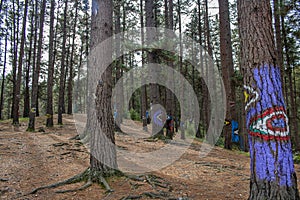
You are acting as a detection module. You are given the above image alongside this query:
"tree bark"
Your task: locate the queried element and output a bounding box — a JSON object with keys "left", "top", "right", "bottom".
{"left": 28, "top": 0, "right": 46, "bottom": 131}
{"left": 46, "top": 0, "right": 55, "bottom": 127}
{"left": 12, "top": 0, "right": 29, "bottom": 125}
{"left": 0, "top": 10, "right": 8, "bottom": 120}
{"left": 145, "top": 0, "right": 162, "bottom": 136}
{"left": 89, "top": 0, "right": 117, "bottom": 173}
{"left": 280, "top": 8, "right": 300, "bottom": 151}
{"left": 218, "top": 0, "right": 236, "bottom": 149}
{"left": 23, "top": 0, "right": 35, "bottom": 118}
{"left": 67, "top": 0, "right": 79, "bottom": 115}
{"left": 238, "top": 0, "right": 300, "bottom": 199}
{"left": 114, "top": 0, "right": 124, "bottom": 132}
{"left": 140, "top": 0, "right": 148, "bottom": 131}
{"left": 58, "top": 0, "right": 69, "bottom": 125}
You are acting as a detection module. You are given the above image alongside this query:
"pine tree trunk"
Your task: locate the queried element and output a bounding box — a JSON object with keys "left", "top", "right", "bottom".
{"left": 114, "top": 0, "right": 124, "bottom": 132}
{"left": 145, "top": 0, "right": 162, "bottom": 136}
{"left": 23, "top": 1, "right": 35, "bottom": 118}
{"left": 46, "top": 0, "right": 55, "bottom": 127}
{"left": 67, "top": 0, "right": 79, "bottom": 115}
{"left": 58, "top": 0, "right": 69, "bottom": 125}
{"left": 140, "top": 0, "right": 148, "bottom": 131}
{"left": 238, "top": 0, "right": 300, "bottom": 199}
{"left": 13, "top": 0, "right": 29, "bottom": 125}
{"left": 0, "top": 14, "right": 8, "bottom": 120}
{"left": 89, "top": 0, "right": 117, "bottom": 173}
{"left": 11, "top": 0, "right": 18, "bottom": 119}
{"left": 218, "top": 0, "right": 236, "bottom": 149}
{"left": 281, "top": 11, "right": 300, "bottom": 151}
{"left": 28, "top": 0, "right": 46, "bottom": 131}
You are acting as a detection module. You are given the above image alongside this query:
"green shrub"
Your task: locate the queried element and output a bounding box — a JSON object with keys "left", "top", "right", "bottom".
{"left": 293, "top": 153, "right": 300, "bottom": 164}
{"left": 129, "top": 109, "right": 140, "bottom": 121}
{"left": 185, "top": 121, "right": 196, "bottom": 138}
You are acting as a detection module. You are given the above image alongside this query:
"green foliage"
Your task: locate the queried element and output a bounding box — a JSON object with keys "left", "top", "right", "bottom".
{"left": 293, "top": 152, "right": 300, "bottom": 164}
{"left": 19, "top": 117, "right": 29, "bottom": 122}
{"left": 129, "top": 108, "right": 140, "bottom": 121}
{"left": 215, "top": 137, "right": 225, "bottom": 148}
{"left": 185, "top": 121, "right": 196, "bottom": 138}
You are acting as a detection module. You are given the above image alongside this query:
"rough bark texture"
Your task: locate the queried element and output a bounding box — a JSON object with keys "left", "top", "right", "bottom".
{"left": 28, "top": 0, "right": 46, "bottom": 131}
{"left": 281, "top": 12, "right": 300, "bottom": 151}
{"left": 57, "top": 0, "right": 68, "bottom": 125}
{"left": 12, "top": 0, "right": 28, "bottom": 125}
{"left": 140, "top": 0, "right": 148, "bottom": 131}
{"left": 218, "top": 0, "right": 235, "bottom": 150}
{"left": 67, "top": 0, "right": 79, "bottom": 115}
{"left": 89, "top": 0, "right": 117, "bottom": 173}
{"left": 46, "top": 0, "right": 55, "bottom": 127}
{"left": 0, "top": 14, "right": 8, "bottom": 120}
{"left": 238, "top": 0, "right": 300, "bottom": 199}
{"left": 114, "top": 0, "right": 124, "bottom": 132}
{"left": 145, "top": 0, "right": 162, "bottom": 136}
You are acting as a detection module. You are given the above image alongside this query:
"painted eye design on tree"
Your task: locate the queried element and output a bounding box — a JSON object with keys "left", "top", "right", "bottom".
{"left": 248, "top": 106, "right": 290, "bottom": 140}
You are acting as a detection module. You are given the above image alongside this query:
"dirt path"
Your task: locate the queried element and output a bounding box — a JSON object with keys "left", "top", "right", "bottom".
{"left": 0, "top": 115, "right": 300, "bottom": 200}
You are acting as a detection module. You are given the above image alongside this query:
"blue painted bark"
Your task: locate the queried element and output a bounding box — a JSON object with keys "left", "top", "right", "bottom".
{"left": 245, "top": 65, "right": 299, "bottom": 198}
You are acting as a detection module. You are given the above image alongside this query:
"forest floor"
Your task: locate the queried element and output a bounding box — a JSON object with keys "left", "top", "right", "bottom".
{"left": 1, "top": 115, "right": 300, "bottom": 200}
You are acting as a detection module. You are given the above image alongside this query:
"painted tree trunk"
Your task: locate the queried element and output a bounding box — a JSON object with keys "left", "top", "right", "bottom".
{"left": 238, "top": 0, "right": 300, "bottom": 199}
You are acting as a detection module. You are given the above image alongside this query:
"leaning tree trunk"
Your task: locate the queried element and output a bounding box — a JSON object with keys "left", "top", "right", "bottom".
{"left": 89, "top": 0, "right": 117, "bottom": 174}
{"left": 238, "top": 0, "right": 300, "bottom": 199}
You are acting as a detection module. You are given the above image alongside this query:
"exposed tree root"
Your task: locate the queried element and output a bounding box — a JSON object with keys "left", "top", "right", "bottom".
{"left": 27, "top": 167, "right": 120, "bottom": 195}
{"left": 55, "top": 179, "right": 92, "bottom": 194}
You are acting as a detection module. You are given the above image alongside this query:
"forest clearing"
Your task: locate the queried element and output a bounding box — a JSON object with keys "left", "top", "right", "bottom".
{"left": 2, "top": 115, "right": 299, "bottom": 200}
{"left": 1, "top": 0, "right": 300, "bottom": 199}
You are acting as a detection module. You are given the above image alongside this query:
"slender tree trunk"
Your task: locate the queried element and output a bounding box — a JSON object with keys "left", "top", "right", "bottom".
{"left": 165, "top": 0, "right": 175, "bottom": 132}
{"left": 140, "top": 0, "right": 148, "bottom": 131}
{"left": 23, "top": 0, "right": 35, "bottom": 118}
{"left": 67, "top": 0, "right": 79, "bottom": 115}
{"left": 0, "top": 17, "right": 8, "bottom": 120}
{"left": 218, "top": 0, "right": 235, "bottom": 149}
{"left": 13, "top": 0, "right": 29, "bottom": 125}
{"left": 238, "top": 0, "right": 300, "bottom": 198}
{"left": 145, "top": 0, "right": 162, "bottom": 136}
{"left": 11, "top": 0, "right": 18, "bottom": 119}
{"left": 114, "top": 0, "right": 124, "bottom": 132}
{"left": 177, "top": 0, "right": 185, "bottom": 139}
{"left": 274, "top": 0, "right": 284, "bottom": 82}
{"left": 46, "top": 0, "right": 55, "bottom": 127}
{"left": 58, "top": 0, "right": 69, "bottom": 125}
{"left": 280, "top": 9, "right": 300, "bottom": 151}
{"left": 28, "top": 0, "right": 46, "bottom": 131}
